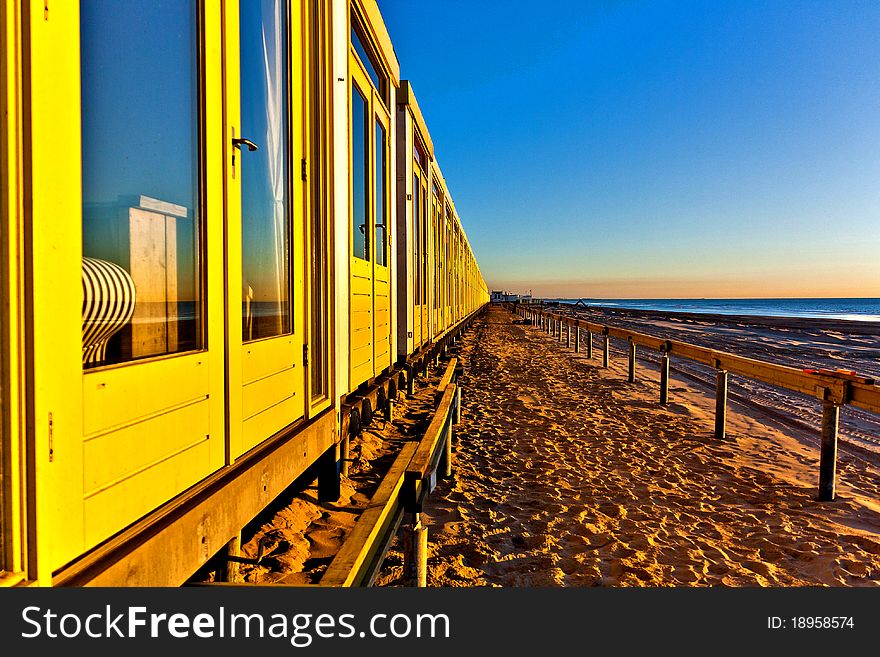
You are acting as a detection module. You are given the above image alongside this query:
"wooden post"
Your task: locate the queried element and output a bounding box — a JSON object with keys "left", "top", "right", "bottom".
{"left": 340, "top": 433, "right": 351, "bottom": 476}
{"left": 567, "top": 323, "right": 571, "bottom": 348}
{"left": 818, "top": 401, "right": 840, "bottom": 501}
{"left": 660, "top": 354, "right": 670, "bottom": 405}
{"left": 403, "top": 515, "right": 428, "bottom": 587}
{"left": 574, "top": 327, "right": 580, "bottom": 353}
{"left": 714, "top": 369, "right": 728, "bottom": 438}
{"left": 220, "top": 534, "right": 241, "bottom": 583}
{"left": 443, "top": 428, "right": 453, "bottom": 478}
{"left": 603, "top": 334, "right": 610, "bottom": 368}
{"left": 587, "top": 332, "right": 593, "bottom": 359}
{"left": 454, "top": 385, "right": 462, "bottom": 425}
{"left": 628, "top": 340, "right": 636, "bottom": 383}
{"left": 387, "top": 399, "right": 395, "bottom": 422}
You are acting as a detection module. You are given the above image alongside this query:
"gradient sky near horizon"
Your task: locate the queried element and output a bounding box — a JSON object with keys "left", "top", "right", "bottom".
{"left": 378, "top": 0, "right": 880, "bottom": 299}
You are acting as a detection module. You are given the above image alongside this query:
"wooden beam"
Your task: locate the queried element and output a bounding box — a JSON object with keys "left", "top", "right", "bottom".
{"left": 436, "top": 357, "right": 457, "bottom": 397}
{"left": 321, "top": 442, "right": 418, "bottom": 587}
{"left": 406, "top": 385, "right": 456, "bottom": 481}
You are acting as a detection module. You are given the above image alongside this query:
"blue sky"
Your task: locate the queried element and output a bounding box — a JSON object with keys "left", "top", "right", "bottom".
{"left": 379, "top": 0, "right": 880, "bottom": 298}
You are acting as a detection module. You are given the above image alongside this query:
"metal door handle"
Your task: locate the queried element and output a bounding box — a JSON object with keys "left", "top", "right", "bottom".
{"left": 232, "top": 137, "right": 259, "bottom": 152}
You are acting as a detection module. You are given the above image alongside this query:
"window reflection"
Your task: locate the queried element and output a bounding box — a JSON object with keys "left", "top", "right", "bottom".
{"left": 350, "top": 27, "right": 384, "bottom": 98}
{"left": 240, "top": 0, "right": 290, "bottom": 341}
{"left": 375, "top": 121, "right": 387, "bottom": 267}
{"left": 351, "top": 86, "right": 369, "bottom": 261}
{"left": 80, "top": 0, "right": 201, "bottom": 368}
{"left": 412, "top": 175, "right": 421, "bottom": 303}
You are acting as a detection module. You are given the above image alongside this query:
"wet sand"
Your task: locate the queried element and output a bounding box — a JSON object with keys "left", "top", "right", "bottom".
{"left": 378, "top": 305, "right": 880, "bottom": 586}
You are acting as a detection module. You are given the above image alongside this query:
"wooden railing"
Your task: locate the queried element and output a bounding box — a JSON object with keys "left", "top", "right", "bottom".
{"left": 508, "top": 302, "right": 880, "bottom": 501}
{"left": 320, "top": 365, "right": 462, "bottom": 587}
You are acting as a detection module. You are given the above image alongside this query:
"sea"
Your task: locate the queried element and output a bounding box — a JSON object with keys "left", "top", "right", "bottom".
{"left": 547, "top": 298, "right": 880, "bottom": 322}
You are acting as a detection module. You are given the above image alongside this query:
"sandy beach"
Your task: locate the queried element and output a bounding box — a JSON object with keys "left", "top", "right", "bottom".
{"left": 219, "top": 304, "right": 880, "bottom": 587}
{"left": 377, "top": 305, "right": 880, "bottom": 586}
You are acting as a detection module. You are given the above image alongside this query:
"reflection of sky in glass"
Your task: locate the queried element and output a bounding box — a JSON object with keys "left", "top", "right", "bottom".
{"left": 80, "top": 0, "right": 198, "bottom": 303}
{"left": 351, "top": 86, "right": 368, "bottom": 260}
{"left": 240, "top": 0, "right": 290, "bottom": 333}
{"left": 412, "top": 176, "right": 420, "bottom": 302}
{"left": 375, "top": 121, "right": 386, "bottom": 266}
{"left": 351, "top": 28, "right": 382, "bottom": 93}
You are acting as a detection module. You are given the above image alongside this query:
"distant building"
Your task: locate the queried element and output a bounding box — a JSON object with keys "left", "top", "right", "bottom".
{"left": 491, "top": 290, "right": 530, "bottom": 303}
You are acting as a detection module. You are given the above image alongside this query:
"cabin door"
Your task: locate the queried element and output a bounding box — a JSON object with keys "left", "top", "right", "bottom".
{"left": 372, "top": 108, "right": 392, "bottom": 373}
{"left": 350, "top": 50, "right": 394, "bottom": 386}
{"left": 77, "top": 0, "right": 227, "bottom": 555}
{"left": 225, "top": 0, "right": 306, "bottom": 456}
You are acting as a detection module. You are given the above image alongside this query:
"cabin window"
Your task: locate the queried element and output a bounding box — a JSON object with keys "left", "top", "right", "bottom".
{"left": 240, "top": 0, "right": 291, "bottom": 341}
{"left": 350, "top": 23, "right": 386, "bottom": 103}
{"left": 351, "top": 85, "right": 369, "bottom": 260}
{"left": 80, "top": 0, "right": 202, "bottom": 368}
{"left": 309, "top": 0, "right": 332, "bottom": 403}
{"left": 375, "top": 120, "right": 387, "bottom": 267}
{"left": 433, "top": 190, "right": 442, "bottom": 309}
{"left": 414, "top": 138, "right": 427, "bottom": 173}
{"left": 412, "top": 175, "right": 421, "bottom": 304}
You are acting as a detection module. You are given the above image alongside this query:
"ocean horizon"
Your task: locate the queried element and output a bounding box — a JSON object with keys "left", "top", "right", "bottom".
{"left": 545, "top": 297, "right": 880, "bottom": 322}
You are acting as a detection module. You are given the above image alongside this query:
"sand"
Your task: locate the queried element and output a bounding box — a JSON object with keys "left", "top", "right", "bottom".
{"left": 376, "top": 304, "right": 880, "bottom": 586}
{"left": 220, "top": 364, "right": 446, "bottom": 585}
{"left": 208, "top": 304, "right": 880, "bottom": 587}
{"left": 559, "top": 303, "right": 880, "bottom": 454}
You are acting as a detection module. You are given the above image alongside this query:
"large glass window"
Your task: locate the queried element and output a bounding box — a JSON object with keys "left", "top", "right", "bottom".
{"left": 350, "top": 25, "right": 385, "bottom": 101}
{"left": 351, "top": 86, "right": 369, "bottom": 261}
{"left": 309, "top": 0, "right": 331, "bottom": 402}
{"left": 80, "top": 0, "right": 201, "bottom": 368}
{"left": 412, "top": 175, "right": 421, "bottom": 303}
{"left": 433, "top": 190, "right": 441, "bottom": 309}
{"left": 240, "top": 0, "right": 290, "bottom": 341}
{"left": 375, "top": 120, "right": 387, "bottom": 267}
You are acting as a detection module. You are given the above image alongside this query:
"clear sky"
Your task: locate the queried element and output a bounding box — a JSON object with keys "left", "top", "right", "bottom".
{"left": 378, "top": 0, "right": 880, "bottom": 299}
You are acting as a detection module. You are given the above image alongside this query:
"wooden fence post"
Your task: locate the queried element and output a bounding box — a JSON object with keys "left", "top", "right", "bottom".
{"left": 715, "top": 369, "right": 728, "bottom": 438}
{"left": 567, "top": 323, "right": 571, "bottom": 348}
{"left": 660, "top": 353, "right": 670, "bottom": 405}
{"left": 341, "top": 433, "right": 351, "bottom": 476}
{"left": 603, "top": 334, "right": 610, "bottom": 368}
{"left": 575, "top": 327, "right": 580, "bottom": 353}
{"left": 818, "top": 400, "right": 840, "bottom": 501}
{"left": 628, "top": 339, "right": 636, "bottom": 383}
{"left": 403, "top": 514, "right": 428, "bottom": 587}
{"left": 587, "top": 332, "right": 593, "bottom": 359}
